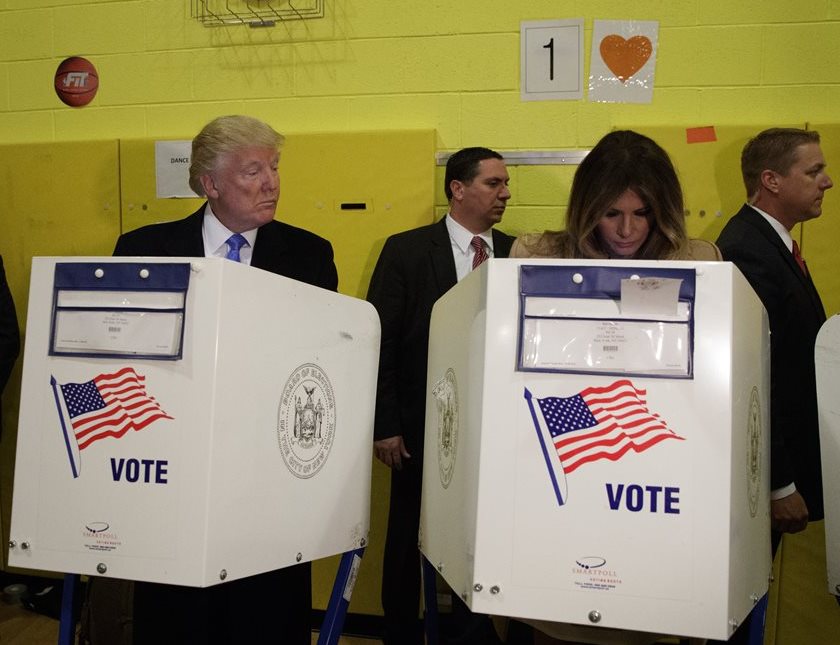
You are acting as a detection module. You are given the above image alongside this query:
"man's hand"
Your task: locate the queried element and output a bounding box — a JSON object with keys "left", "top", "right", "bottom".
{"left": 771, "top": 491, "right": 809, "bottom": 534}
{"left": 374, "top": 436, "right": 411, "bottom": 470}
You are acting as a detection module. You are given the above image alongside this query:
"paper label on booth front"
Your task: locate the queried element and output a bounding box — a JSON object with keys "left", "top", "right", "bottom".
{"left": 620, "top": 277, "right": 682, "bottom": 316}
{"left": 53, "top": 309, "right": 184, "bottom": 356}
{"left": 342, "top": 554, "right": 363, "bottom": 602}
{"left": 522, "top": 318, "right": 689, "bottom": 375}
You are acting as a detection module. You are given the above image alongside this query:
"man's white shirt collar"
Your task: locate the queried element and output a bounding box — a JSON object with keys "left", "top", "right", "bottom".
{"left": 202, "top": 204, "right": 258, "bottom": 265}
{"left": 445, "top": 214, "right": 495, "bottom": 283}
{"left": 445, "top": 214, "right": 494, "bottom": 254}
{"left": 747, "top": 204, "right": 793, "bottom": 253}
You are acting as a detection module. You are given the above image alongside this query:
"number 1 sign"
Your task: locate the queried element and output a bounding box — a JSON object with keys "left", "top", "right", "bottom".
{"left": 520, "top": 19, "right": 584, "bottom": 101}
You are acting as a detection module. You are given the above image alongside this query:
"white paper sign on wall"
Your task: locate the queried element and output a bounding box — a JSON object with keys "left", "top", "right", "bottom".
{"left": 589, "top": 20, "right": 659, "bottom": 104}
{"left": 520, "top": 19, "right": 584, "bottom": 102}
{"left": 155, "top": 140, "right": 196, "bottom": 199}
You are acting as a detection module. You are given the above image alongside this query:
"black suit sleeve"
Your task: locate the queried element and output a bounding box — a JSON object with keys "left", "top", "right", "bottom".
{"left": 367, "top": 237, "right": 407, "bottom": 442}
{"left": 312, "top": 240, "right": 338, "bottom": 292}
{"left": 366, "top": 224, "right": 511, "bottom": 447}
{"left": 718, "top": 231, "right": 804, "bottom": 493}
{"left": 265, "top": 232, "right": 338, "bottom": 292}
{"left": 112, "top": 233, "right": 137, "bottom": 257}
{"left": 112, "top": 221, "right": 188, "bottom": 258}
{"left": 0, "top": 255, "right": 20, "bottom": 397}
{"left": 250, "top": 220, "right": 338, "bottom": 292}
{"left": 112, "top": 225, "right": 167, "bottom": 257}
{"left": 493, "top": 229, "right": 515, "bottom": 258}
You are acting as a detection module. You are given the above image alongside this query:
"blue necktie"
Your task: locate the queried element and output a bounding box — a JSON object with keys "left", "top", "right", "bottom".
{"left": 225, "top": 234, "right": 248, "bottom": 262}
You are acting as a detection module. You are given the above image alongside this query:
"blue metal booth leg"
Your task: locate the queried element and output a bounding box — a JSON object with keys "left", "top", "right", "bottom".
{"left": 747, "top": 593, "right": 768, "bottom": 645}
{"left": 58, "top": 573, "right": 80, "bottom": 645}
{"left": 317, "top": 547, "right": 366, "bottom": 645}
{"left": 422, "top": 555, "right": 440, "bottom": 645}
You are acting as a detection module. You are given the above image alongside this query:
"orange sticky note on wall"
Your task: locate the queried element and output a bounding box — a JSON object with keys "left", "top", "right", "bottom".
{"left": 686, "top": 126, "right": 717, "bottom": 144}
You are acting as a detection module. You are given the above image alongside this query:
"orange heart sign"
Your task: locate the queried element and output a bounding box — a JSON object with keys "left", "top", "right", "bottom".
{"left": 599, "top": 35, "right": 652, "bottom": 83}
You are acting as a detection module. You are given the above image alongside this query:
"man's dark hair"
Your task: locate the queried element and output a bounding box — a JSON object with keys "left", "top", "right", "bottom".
{"left": 741, "top": 128, "right": 821, "bottom": 198}
{"left": 444, "top": 147, "right": 503, "bottom": 200}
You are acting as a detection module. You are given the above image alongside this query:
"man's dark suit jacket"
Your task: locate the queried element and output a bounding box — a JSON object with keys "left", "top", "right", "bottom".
{"left": 114, "top": 206, "right": 338, "bottom": 291}
{"left": 367, "top": 217, "right": 513, "bottom": 454}
{"left": 0, "top": 255, "right": 20, "bottom": 441}
{"left": 717, "top": 205, "right": 825, "bottom": 521}
{"left": 366, "top": 217, "right": 513, "bottom": 642}
{"left": 113, "top": 205, "right": 337, "bottom": 644}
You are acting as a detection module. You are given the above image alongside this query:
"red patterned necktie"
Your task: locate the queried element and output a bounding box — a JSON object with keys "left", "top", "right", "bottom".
{"left": 471, "top": 236, "right": 488, "bottom": 270}
{"left": 792, "top": 240, "right": 808, "bottom": 276}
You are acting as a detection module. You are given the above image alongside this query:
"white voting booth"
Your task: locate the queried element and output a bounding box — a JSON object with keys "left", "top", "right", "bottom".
{"left": 420, "top": 259, "right": 771, "bottom": 641}
{"left": 817, "top": 314, "right": 840, "bottom": 599}
{"left": 9, "top": 257, "right": 379, "bottom": 588}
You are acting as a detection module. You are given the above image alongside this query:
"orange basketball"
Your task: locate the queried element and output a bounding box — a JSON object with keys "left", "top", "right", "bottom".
{"left": 54, "top": 56, "right": 99, "bottom": 107}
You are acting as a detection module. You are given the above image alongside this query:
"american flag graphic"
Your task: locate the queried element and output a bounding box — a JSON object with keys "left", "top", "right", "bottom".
{"left": 52, "top": 367, "right": 172, "bottom": 477}
{"left": 525, "top": 379, "right": 683, "bottom": 505}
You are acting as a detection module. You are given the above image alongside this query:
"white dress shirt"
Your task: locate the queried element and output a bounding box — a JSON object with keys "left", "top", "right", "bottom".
{"left": 201, "top": 205, "right": 258, "bottom": 265}
{"left": 748, "top": 203, "right": 794, "bottom": 253}
{"left": 445, "top": 214, "right": 495, "bottom": 283}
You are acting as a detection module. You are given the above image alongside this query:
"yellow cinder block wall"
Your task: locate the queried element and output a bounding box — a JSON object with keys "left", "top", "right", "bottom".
{"left": 3, "top": 1, "right": 840, "bottom": 642}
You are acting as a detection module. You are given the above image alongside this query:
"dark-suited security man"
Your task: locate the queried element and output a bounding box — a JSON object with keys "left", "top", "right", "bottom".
{"left": 114, "top": 115, "right": 337, "bottom": 644}
{"left": 717, "top": 128, "right": 831, "bottom": 548}
{"left": 368, "top": 147, "right": 513, "bottom": 644}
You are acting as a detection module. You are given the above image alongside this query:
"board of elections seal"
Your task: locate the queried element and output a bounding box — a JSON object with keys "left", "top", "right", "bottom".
{"left": 432, "top": 368, "right": 459, "bottom": 489}
{"left": 277, "top": 363, "right": 336, "bottom": 479}
{"left": 746, "top": 386, "right": 762, "bottom": 518}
